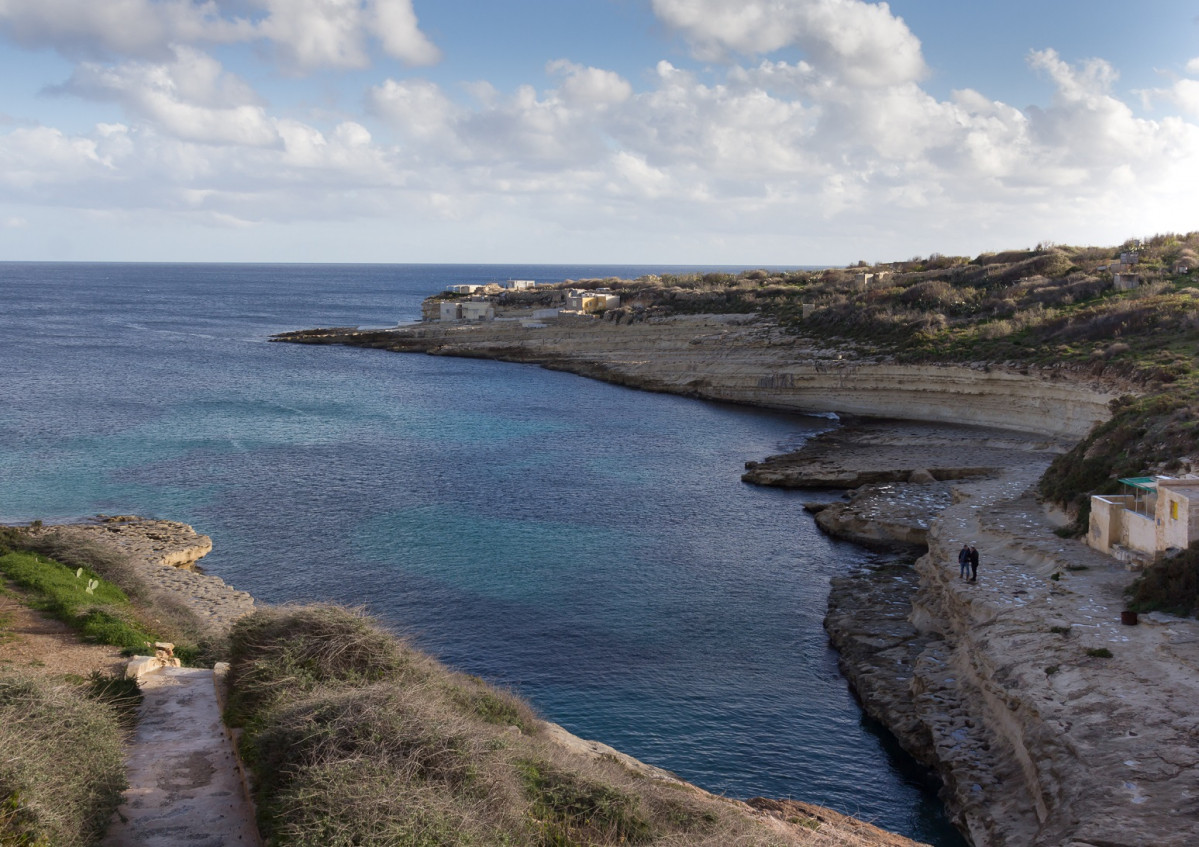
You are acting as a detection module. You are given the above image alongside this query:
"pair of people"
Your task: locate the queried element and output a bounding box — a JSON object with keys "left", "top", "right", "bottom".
{"left": 957, "top": 543, "right": 979, "bottom": 581}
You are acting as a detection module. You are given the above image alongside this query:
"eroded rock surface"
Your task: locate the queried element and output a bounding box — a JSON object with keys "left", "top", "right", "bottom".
{"left": 815, "top": 483, "right": 953, "bottom": 548}
{"left": 817, "top": 448, "right": 1199, "bottom": 847}
{"left": 273, "top": 316, "right": 1118, "bottom": 440}
{"left": 31, "top": 516, "right": 253, "bottom": 635}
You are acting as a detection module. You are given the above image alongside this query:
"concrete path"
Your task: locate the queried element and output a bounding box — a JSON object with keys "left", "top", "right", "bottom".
{"left": 103, "top": 666, "right": 260, "bottom": 847}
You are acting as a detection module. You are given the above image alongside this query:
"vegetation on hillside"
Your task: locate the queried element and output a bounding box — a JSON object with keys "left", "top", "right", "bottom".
{"left": 0, "top": 526, "right": 222, "bottom": 664}
{"left": 496, "top": 234, "right": 1199, "bottom": 516}
{"left": 1126, "top": 541, "right": 1199, "bottom": 616}
{"left": 226, "top": 605, "right": 894, "bottom": 847}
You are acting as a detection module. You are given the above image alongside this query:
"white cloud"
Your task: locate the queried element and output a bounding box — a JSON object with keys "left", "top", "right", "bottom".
{"left": 57, "top": 47, "right": 279, "bottom": 146}
{"left": 0, "top": 126, "right": 118, "bottom": 190}
{"left": 1025, "top": 49, "right": 1157, "bottom": 170}
{"left": 255, "top": 0, "right": 369, "bottom": 70}
{"left": 651, "top": 0, "right": 926, "bottom": 86}
{"left": 1, "top": 0, "right": 1196, "bottom": 262}
{"left": 0, "top": 0, "right": 439, "bottom": 71}
{"left": 1138, "top": 57, "right": 1199, "bottom": 120}
{"left": 0, "top": 0, "right": 249, "bottom": 59}
{"left": 547, "top": 60, "right": 632, "bottom": 107}
{"left": 368, "top": 77, "right": 460, "bottom": 144}
{"left": 369, "top": 0, "right": 439, "bottom": 66}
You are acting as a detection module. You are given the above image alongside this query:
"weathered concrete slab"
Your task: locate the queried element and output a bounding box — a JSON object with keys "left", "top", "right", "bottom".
{"left": 103, "top": 667, "right": 259, "bottom": 847}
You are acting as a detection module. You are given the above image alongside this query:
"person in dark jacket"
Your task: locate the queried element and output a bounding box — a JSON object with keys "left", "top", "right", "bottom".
{"left": 969, "top": 545, "right": 979, "bottom": 581}
{"left": 958, "top": 543, "right": 971, "bottom": 579}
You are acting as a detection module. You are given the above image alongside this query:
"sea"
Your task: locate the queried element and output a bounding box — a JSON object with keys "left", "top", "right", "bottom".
{"left": 0, "top": 262, "right": 967, "bottom": 846}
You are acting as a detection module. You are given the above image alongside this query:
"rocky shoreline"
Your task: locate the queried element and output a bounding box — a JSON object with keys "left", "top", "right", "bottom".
{"left": 769, "top": 425, "right": 1199, "bottom": 847}
{"left": 272, "top": 314, "right": 1199, "bottom": 847}
{"left": 26, "top": 515, "right": 255, "bottom": 635}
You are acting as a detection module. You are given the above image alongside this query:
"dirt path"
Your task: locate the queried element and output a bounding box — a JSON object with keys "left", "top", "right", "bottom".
{"left": 0, "top": 586, "right": 126, "bottom": 678}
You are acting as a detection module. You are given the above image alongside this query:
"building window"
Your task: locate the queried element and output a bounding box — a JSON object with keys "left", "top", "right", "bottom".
{"left": 1171, "top": 500, "right": 1179, "bottom": 521}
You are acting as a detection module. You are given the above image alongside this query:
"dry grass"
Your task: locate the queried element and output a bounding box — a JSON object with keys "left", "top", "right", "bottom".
{"left": 226, "top": 605, "right": 917, "bottom": 847}
{"left": 0, "top": 673, "right": 127, "bottom": 847}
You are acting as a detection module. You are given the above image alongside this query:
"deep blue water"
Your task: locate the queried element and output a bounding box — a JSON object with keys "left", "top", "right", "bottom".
{"left": 0, "top": 263, "right": 966, "bottom": 846}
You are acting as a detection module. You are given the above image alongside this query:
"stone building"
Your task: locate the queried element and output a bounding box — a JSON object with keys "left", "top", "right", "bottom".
{"left": 1088, "top": 476, "right": 1199, "bottom": 565}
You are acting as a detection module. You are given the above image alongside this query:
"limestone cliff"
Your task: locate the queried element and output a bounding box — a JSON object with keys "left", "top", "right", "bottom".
{"left": 273, "top": 315, "right": 1118, "bottom": 440}
{"left": 30, "top": 516, "right": 254, "bottom": 634}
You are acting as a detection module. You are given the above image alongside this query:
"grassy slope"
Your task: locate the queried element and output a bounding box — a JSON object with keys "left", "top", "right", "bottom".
{"left": 226, "top": 605, "right": 911, "bottom": 847}
{"left": 0, "top": 530, "right": 144, "bottom": 847}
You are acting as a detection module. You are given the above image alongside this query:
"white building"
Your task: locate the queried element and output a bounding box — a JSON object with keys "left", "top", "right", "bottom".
{"left": 506, "top": 279, "right": 537, "bottom": 290}
{"left": 439, "top": 301, "right": 462, "bottom": 321}
{"left": 1088, "top": 476, "right": 1199, "bottom": 565}
{"left": 446, "top": 284, "right": 484, "bottom": 294}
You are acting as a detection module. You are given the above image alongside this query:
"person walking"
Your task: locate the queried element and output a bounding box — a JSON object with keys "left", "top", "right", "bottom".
{"left": 958, "top": 543, "right": 971, "bottom": 579}
{"left": 969, "top": 544, "right": 979, "bottom": 582}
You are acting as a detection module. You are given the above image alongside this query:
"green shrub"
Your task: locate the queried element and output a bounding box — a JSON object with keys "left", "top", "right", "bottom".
{"left": 1086, "top": 648, "right": 1114, "bottom": 659}
{"left": 519, "top": 759, "right": 652, "bottom": 846}
{"left": 1126, "top": 543, "right": 1199, "bottom": 616}
{"left": 225, "top": 605, "right": 412, "bottom": 722}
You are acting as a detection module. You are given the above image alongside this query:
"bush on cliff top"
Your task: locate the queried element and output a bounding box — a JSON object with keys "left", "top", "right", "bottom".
{"left": 0, "top": 673, "right": 127, "bottom": 847}
{"left": 1126, "top": 543, "right": 1199, "bottom": 617}
{"left": 226, "top": 605, "right": 865, "bottom": 847}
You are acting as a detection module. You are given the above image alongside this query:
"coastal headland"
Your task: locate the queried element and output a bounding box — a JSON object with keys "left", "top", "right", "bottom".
{"left": 2, "top": 516, "right": 930, "bottom": 847}
{"left": 273, "top": 295, "right": 1199, "bottom": 847}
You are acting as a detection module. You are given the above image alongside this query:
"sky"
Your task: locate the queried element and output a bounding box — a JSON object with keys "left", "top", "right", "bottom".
{"left": 0, "top": 0, "right": 1196, "bottom": 265}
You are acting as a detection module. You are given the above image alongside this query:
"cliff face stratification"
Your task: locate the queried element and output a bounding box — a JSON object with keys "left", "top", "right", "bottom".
{"left": 275, "top": 315, "right": 1118, "bottom": 440}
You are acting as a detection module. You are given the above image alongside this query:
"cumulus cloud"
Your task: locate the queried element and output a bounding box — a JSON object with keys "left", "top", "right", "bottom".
{"left": 1025, "top": 49, "right": 1157, "bottom": 170}
{"left": 0, "top": 0, "right": 439, "bottom": 70}
{"left": 368, "top": 77, "right": 460, "bottom": 144}
{"left": 547, "top": 60, "right": 632, "bottom": 107}
{"left": 651, "top": 0, "right": 926, "bottom": 86}
{"left": 1139, "top": 56, "right": 1199, "bottom": 120}
{"left": 1, "top": 0, "right": 1196, "bottom": 260}
{"left": 369, "top": 0, "right": 440, "bottom": 66}
{"left": 255, "top": 0, "right": 371, "bottom": 70}
{"left": 0, "top": 125, "right": 119, "bottom": 190}
{"left": 0, "top": 0, "right": 249, "bottom": 59}
{"left": 55, "top": 47, "right": 279, "bottom": 146}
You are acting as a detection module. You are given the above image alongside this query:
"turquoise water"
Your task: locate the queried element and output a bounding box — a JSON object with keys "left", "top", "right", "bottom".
{"left": 0, "top": 263, "right": 966, "bottom": 845}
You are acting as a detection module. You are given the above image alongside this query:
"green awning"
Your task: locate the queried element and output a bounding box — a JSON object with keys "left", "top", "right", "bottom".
{"left": 1119, "top": 477, "right": 1157, "bottom": 490}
